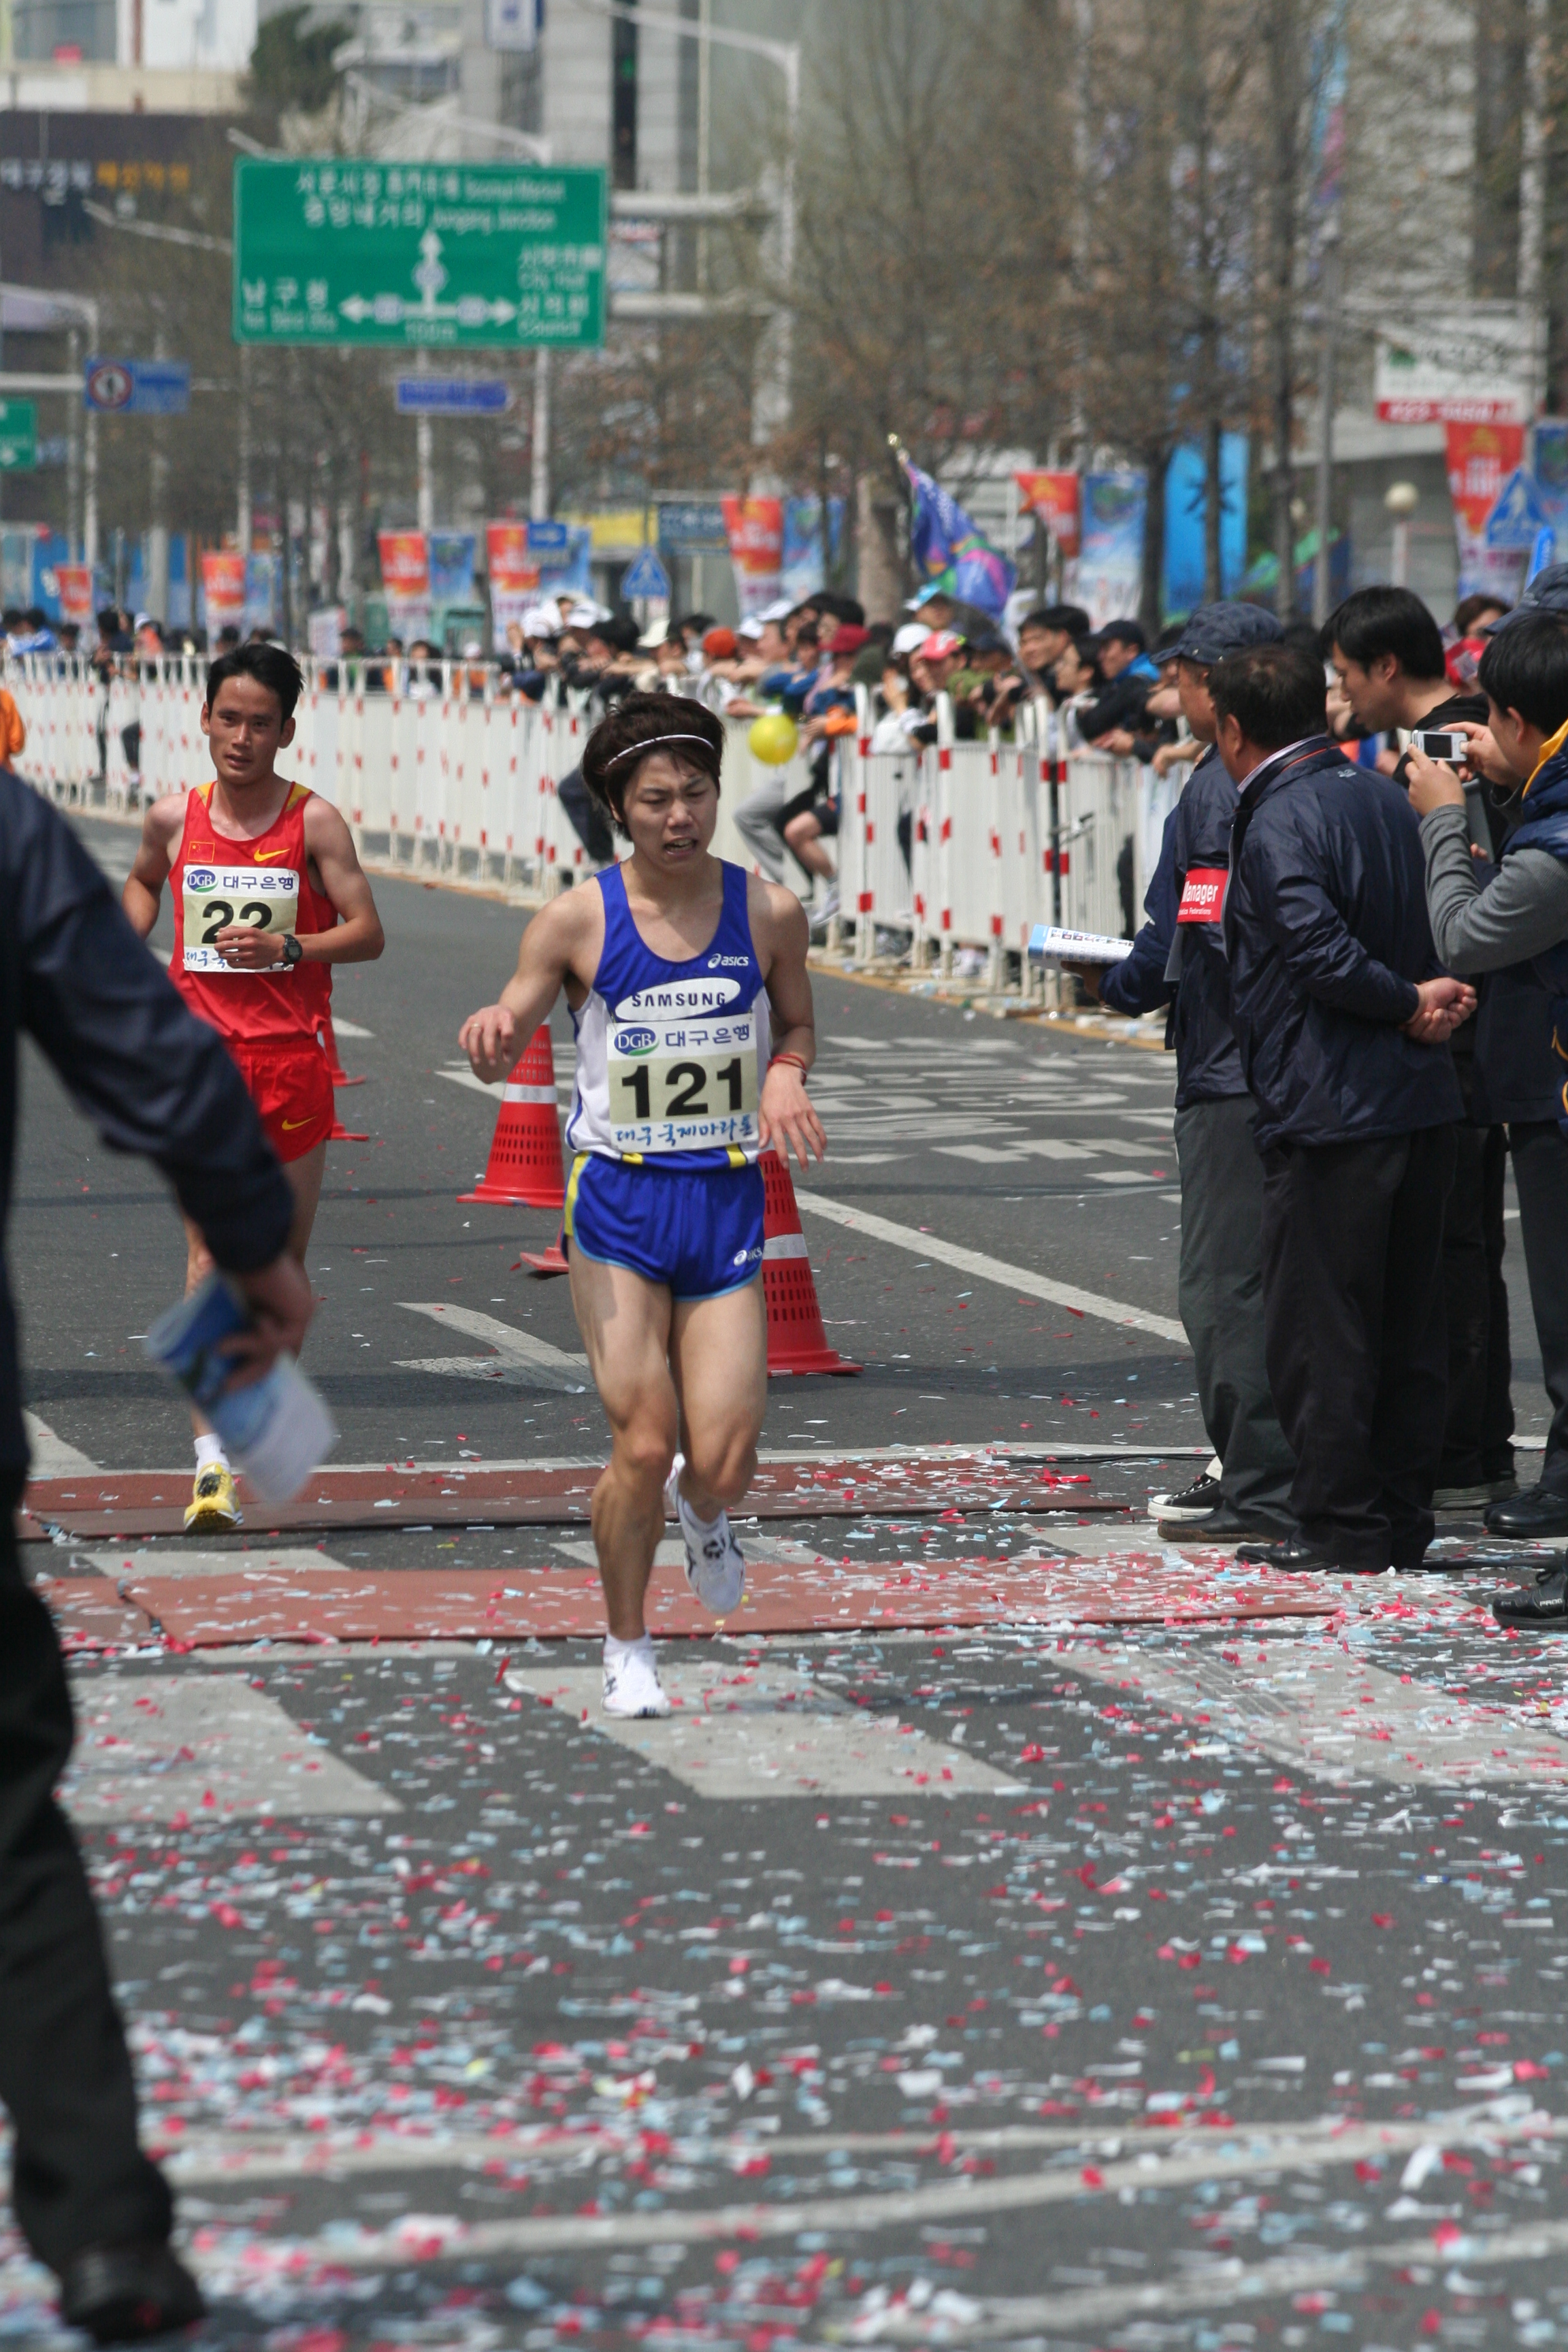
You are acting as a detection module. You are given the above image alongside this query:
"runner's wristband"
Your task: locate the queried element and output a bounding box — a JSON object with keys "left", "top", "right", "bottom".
{"left": 770, "top": 1051, "right": 809, "bottom": 1079}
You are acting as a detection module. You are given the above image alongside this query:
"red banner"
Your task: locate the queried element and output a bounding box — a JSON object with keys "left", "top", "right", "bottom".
{"left": 54, "top": 561, "right": 95, "bottom": 627}
{"left": 200, "top": 549, "right": 246, "bottom": 628}
{"left": 486, "top": 521, "right": 538, "bottom": 598}
{"left": 720, "top": 495, "right": 783, "bottom": 619}
{"left": 1444, "top": 421, "right": 1524, "bottom": 536}
{"left": 1013, "top": 469, "right": 1080, "bottom": 557}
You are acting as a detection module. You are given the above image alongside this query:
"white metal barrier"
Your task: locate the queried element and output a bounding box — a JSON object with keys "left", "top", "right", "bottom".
{"left": 5, "top": 655, "right": 1170, "bottom": 968}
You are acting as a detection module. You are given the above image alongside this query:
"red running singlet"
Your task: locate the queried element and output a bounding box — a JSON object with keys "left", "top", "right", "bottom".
{"left": 169, "top": 781, "right": 335, "bottom": 1047}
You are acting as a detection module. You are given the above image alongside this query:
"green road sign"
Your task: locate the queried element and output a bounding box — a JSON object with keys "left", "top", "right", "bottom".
{"left": 0, "top": 399, "right": 36, "bottom": 471}
{"left": 232, "top": 159, "right": 606, "bottom": 349}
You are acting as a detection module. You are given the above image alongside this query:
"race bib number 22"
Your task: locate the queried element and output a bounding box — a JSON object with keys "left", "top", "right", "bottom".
{"left": 182, "top": 864, "right": 301, "bottom": 972}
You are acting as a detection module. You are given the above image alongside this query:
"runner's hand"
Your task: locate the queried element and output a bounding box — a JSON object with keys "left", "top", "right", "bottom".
{"left": 460, "top": 1003, "right": 520, "bottom": 1083}
{"left": 220, "top": 1252, "right": 314, "bottom": 1387}
{"left": 760, "top": 1062, "right": 826, "bottom": 1173}
{"left": 212, "top": 922, "right": 288, "bottom": 968}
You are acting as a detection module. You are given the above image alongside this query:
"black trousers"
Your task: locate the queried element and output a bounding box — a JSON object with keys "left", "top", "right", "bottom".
{"left": 1438, "top": 1122, "right": 1514, "bottom": 1485}
{"left": 0, "top": 1475, "right": 170, "bottom": 2273}
{"left": 1173, "top": 1095, "right": 1296, "bottom": 1521}
{"left": 1510, "top": 1120, "right": 1568, "bottom": 1492}
{"left": 1259, "top": 1126, "right": 1455, "bottom": 1569}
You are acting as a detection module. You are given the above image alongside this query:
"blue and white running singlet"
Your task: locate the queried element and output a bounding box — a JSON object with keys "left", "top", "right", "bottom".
{"left": 566, "top": 858, "right": 770, "bottom": 1171}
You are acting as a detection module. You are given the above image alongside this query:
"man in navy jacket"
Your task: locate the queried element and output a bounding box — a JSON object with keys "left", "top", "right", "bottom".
{"left": 1072, "top": 602, "right": 1296, "bottom": 1541}
{"left": 0, "top": 769, "right": 312, "bottom": 2339}
{"left": 1215, "top": 641, "right": 1472, "bottom": 1571}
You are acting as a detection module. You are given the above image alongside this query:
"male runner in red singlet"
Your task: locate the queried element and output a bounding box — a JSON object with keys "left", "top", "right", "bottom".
{"left": 123, "top": 642, "right": 385, "bottom": 1530}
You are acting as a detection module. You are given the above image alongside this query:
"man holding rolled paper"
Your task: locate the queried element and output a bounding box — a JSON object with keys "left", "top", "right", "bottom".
{"left": 1063, "top": 602, "right": 1298, "bottom": 1546}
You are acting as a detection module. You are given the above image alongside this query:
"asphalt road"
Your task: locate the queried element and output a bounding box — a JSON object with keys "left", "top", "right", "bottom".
{"left": 5, "top": 813, "right": 1568, "bottom": 2350}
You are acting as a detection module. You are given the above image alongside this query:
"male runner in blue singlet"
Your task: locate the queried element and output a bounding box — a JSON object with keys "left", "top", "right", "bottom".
{"left": 459, "top": 693, "right": 826, "bottom": 1718}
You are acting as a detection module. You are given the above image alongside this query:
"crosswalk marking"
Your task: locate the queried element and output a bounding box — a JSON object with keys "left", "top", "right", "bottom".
{"left": 64, "top": 1673, "right": 399, "bottom": 1822}
{"left": 396, "top": 1301, "right": 589, "bottom": 1392}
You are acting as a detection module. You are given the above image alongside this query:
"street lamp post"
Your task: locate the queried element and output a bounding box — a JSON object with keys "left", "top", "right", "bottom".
{"left": 590, "top": 1, "right": 800, "bottom": 441}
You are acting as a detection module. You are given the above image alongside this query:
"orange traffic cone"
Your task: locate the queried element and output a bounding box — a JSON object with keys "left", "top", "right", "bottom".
{"left": 318, "top": 1013, "right": 365, "bottom": 1088}
{"left": 760, "top": 1148, "right": 862, "bottom": 1376}
{"left": 460, "top": 1028, "right": 566, "bottom": 1208}
{"left": 316, "top": 1027, "right": 368, "bottom": 1141}
{"left": 512, "top": 1237, "right": 570, "bottom": 1278}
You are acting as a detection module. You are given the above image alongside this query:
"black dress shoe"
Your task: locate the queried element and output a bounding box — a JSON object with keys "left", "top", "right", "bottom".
{"left": 1493, "top": 1561, "right": 1568, "bottom": 1629}
{"left": 60, "top": 2244, "right": 205, "bottom": 2345}
{"left": 1233, "top": 1535, "right": 1368, "bottom": 1572}
{"left": 1483, "top": 1485, "right": 1568, "bottom": 1539}
{"left": 1157, "top": 1503, "right": 1296, "bottom": 1541}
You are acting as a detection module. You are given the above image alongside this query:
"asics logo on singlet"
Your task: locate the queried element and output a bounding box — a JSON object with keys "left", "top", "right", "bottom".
{"left": 706, "top": 954, "right": 750, "bottom": 969}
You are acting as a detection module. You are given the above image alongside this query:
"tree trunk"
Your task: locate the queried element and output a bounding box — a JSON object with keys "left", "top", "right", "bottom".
{"left": 1140, "top": 446, "right": 1167, "bottom": 637}
{"left": 855, "top": 468, "right": 904, "bottom": 625}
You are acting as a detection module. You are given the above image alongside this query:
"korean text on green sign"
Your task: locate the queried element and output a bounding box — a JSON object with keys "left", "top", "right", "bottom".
{"left": 232, "top": 159, "right": 606, "bottom": 349}
{"left": 0, "top": 401, "right": 36, "bottom": 471}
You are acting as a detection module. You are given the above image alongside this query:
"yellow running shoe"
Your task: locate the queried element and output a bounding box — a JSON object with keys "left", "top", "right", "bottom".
{"left": 184, "top": 1463, "right": 241, "bottom": 1533}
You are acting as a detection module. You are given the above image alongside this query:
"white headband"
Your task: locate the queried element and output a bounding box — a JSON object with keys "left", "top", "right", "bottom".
{"left": 604, "top": 732, "right": 715, "bottom": 767}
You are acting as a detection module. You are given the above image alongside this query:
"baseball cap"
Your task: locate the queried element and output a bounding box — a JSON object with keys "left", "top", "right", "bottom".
{"left": 520, "top": 604, "right": 560, "bottom": 638}
{"left": 702, "top": 626, "right": 739, "bottom": 658}
{"left": 1492, "top": 561, "right": 1568, "bottom": 632}
{"left": 757, "top": 595, "right": 795, "bottom": 623}
{"left": 737, "top": 615, "right": 764, "bottom": 640}
{"left": 828, "top": 623, "right": 870, "bottom": 655}
{"left": 1165, "top": 602, "right": 1284, "bottom": 664}
{"left": 905, "top": 583, "right": 950, "bottom": 610}
{"left": 918, "top": 630, "right": 963, "bottom": 660}
{"left": 892, "top": 621, "right": 928, "bottom": 655}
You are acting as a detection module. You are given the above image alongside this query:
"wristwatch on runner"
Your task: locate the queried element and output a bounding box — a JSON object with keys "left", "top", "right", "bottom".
{"left": 280, "top": 933, "right": 304, "bottom": 966}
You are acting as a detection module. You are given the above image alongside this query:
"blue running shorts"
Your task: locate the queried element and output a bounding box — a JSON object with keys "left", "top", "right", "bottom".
{"left": 564, "top": 1153, "right": 765, "bottom": 1302}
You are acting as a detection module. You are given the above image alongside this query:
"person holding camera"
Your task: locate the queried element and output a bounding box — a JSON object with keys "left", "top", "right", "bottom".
{"left": 1322, "top": 587, "right": 1511, "bottom": 1512}
{"left": 1407, "top": 609, "right": 1568, "bottom": 1614}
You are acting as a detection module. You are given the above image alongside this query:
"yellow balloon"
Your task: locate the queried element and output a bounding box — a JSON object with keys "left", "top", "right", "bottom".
{"left": 749, "top": 711, "right": 799, "bottom": 766}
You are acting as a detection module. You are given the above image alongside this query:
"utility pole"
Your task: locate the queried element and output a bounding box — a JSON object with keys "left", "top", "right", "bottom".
{"left": 1312, "top": 218, "right": 1340, "bottom": 630}
{"left": 148, "top": 322, "right": 170, "bottom": 623}
{"left": 531, "top": 346, "right": 551, "bottom": 518}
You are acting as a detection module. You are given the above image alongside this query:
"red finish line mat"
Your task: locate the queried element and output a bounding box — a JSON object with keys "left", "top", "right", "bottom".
{"left": 63, "top": 1555, "right": 1338, "bottom": 1650}
{"left": 16, "top": 1461, "right": 1130, "bottom": 1543}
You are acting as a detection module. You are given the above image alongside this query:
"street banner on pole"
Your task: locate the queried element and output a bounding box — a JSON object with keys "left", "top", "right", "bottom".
{"left": 377, "top": 530, "right": 431, "bottom": 640}
{"left": 233, "top": 160, "right": 606, "bottom": 349}
{"left": 720, "top": 495, "right": 783, "bottom": 619}
{"left": 200, "top": 549, "right": 247, "bottom": 632}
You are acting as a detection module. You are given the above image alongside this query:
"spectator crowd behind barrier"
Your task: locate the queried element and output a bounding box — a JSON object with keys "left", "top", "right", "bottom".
{"left": 1, "top": 651, "right": 1176, "bottom": 979}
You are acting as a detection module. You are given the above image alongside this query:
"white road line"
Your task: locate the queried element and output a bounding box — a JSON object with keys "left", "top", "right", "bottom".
{"left": 146, "top": 2108, "right": 1480, "bottom": 2186}
{"left": 396, "top": 1302, "right": 589, "bottom": 1392}
{"left": 330, "top": 1018, "right": 375, "bottom": 1038}
{"left": 63, "top": 1673, "right": 398, "bottom": 1823}
{"left": 795, "top": 1192, "right": 1189, "bottom": 1347}
{"left": 1062, "top": 1639, "right": 1568, "bottom": 1786}
{"left": 180, "top": 2102, "right": 1562, "bottom": 2272}
{"left": 881, "top": 2215, "right": 1568, "bottom": 2344}
{"left": 504, "top": 1659, "right": 1023, "bottom": 1799}
{"left": 23, "top": 1412, "right": 97, "bottom": 1473}
{"left": 83, "top": 1547, "right": 353, "bottom": 1584}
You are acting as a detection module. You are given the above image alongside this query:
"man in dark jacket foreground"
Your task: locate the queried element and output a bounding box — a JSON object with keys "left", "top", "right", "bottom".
{"left": 1216, "top": 642, "right": 1471, "bottom": 1571}
{"left": 0, "top": 770, "right": 312, "bottom": 2339}
{"left": 1072, "top": 602, "right": 1296, "bottom": 1542}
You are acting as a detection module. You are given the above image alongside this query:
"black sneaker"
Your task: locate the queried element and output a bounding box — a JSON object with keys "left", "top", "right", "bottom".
{"left": 1149, "top": 1473, "right": 1223, "bottom": 1522}
{"left": 60, "top": 2243, "right": 205, "bottom": 2345}
{"left": 1493, "top": 1560, "right": 1568, "bottom": 1629}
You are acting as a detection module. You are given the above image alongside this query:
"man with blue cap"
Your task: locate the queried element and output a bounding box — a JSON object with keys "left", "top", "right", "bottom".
{"left": 1066, "top": 601, "right": 1296, "bottom": 1544}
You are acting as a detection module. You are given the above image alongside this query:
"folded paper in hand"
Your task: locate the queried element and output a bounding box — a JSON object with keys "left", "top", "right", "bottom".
{"left": 1028, "top": 925, "right": 1133, "bottom": 964}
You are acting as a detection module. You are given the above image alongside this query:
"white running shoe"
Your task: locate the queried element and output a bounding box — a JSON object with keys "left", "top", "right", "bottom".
{"left": 602, "top": 1644, "right": 672, "bottom": 1719}
{"left": 675, "top": 1484, "right": 746, "bottom": 1616}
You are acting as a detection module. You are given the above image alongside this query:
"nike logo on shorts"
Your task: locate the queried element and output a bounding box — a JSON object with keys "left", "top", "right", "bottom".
{"left": 281, "top": 1115, "right": 316, "bottom": 1130}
